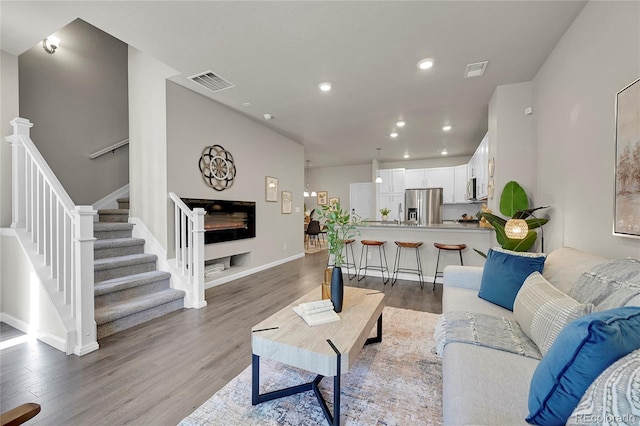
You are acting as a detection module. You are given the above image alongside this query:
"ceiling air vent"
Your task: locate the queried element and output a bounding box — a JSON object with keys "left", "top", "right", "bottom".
{"left": 464, "top": 61, "right": 489, "bottom": 78}
{"left": 188, "top": 70, "right": 235, "bottom": 93}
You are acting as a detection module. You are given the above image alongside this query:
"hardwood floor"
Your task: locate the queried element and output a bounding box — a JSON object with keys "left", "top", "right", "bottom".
{"left": 0, "top": 250, "right": 442, "bottom": 425}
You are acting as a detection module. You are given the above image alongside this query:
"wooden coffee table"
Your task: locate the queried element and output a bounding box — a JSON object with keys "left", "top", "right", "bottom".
{"left": 251, "top": 286, "right": 385, "bottom": 425}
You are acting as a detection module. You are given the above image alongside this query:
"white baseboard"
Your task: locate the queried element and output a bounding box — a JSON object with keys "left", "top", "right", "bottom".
{"left": 92, "top": 184, "right": 129, "bottom": 211}
{"left": 0, "top": 312, "right": 68, "bottom": 353}
{"left": 205, "top": 253, "right": 306, "bottom": 289}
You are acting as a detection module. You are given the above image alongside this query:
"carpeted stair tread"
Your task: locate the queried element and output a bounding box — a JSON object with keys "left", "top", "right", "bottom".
{"left": 95, "top": 288, "right": 185, "bottom": 325}
{"left": 94, "top": 222, "right": 134, "bottom": 232}
{"left": 98, "top": 209, "right": 129, "bottom": 215}
{"left": 95, "top": 270, "right": 171, "bottom": 296}
{"left": 94, "top": 253, "right": 158, "bottom": 271}
{"left": 94, "top": 237, "right": 144, "bottom": 250}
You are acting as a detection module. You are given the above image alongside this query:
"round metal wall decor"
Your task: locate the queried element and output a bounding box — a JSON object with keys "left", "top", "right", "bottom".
{"left": 199, "top": 145, "right": 236, "bottom": 191}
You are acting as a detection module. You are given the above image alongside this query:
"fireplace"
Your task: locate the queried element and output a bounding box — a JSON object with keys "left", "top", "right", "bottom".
{"left": 181, "top": 198, "right": 256, "bottom": 244}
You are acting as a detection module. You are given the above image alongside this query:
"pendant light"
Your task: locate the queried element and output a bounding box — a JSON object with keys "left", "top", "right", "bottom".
{"left": 304, "top": 160, "right": 317, "bottom": 197}
{"left": 375, "top": 148, "right": 383, "bottom": 183}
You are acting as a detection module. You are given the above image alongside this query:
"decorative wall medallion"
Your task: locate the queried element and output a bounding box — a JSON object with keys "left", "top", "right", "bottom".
{"left": 199, "top": 145, "right": 236, "bottom": 191}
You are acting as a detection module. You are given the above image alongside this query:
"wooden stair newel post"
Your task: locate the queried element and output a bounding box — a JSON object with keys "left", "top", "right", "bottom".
{"left": 73, "top": 205, "right": 99, "bottom": 355}
{"left": 192, "top": 208, "right": 207, "bottom": 308}
{"left": 8, "top": 117, "right": 32, "bottom": 229}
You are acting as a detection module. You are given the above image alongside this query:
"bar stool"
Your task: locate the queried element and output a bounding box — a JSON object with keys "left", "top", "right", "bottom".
{"left": 327, "top": 239, "right": 357, "bottom": 280}
{"left": 433, "top": 243, "right": 467, "bottom": 290}
{"left": 357, "top": 240, "right": 390, "bottom": 284}
{"left": 392, "top": 241, "right": 424, "bottom": 289}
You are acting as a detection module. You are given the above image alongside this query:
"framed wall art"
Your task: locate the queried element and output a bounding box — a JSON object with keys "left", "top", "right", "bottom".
{"left": 317, "top": 191, "right": 328, "bottom": 206}
{"left": 281, "top": 191, "right": 292, "bottom": 214}
{"left": 329, "top": 197, "right": 340, "bottom": 208}
{"left": 614, "top": 76, "right": 640, "bottom": 238}
{"left": 265, "top": 176, "right": 278, "bottom": 202}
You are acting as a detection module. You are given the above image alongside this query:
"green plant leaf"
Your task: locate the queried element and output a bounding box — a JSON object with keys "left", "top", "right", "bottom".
{"left": 499, "top": 181, "right": 528, "bottom": 217}
{"left": 502, "top": 230, "right": 537, "bottom": 251}
{"left": 525, "top": 217, "right": 548, "bottom": 230}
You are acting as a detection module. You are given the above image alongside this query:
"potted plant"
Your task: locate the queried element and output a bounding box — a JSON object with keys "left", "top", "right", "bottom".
{"left": 380, "top": 207, "right": 391, "bottom": 221}
{"left": 319, "top": 202, "right": 361, "bottom": 312}
{"left": 476, "top": 181, "right": 550, "bottom": 257}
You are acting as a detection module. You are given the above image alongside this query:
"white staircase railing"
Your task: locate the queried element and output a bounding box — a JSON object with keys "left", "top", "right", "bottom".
{"left": 7, "top": 117, "right": 98, "bottom": 356}
{"left": 169, "top": 192, "right": 207, "bottom": 308}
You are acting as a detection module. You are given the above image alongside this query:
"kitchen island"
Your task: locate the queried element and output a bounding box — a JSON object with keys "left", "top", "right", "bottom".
{"left": 346, "top": 221, "right": 492, "bottom": 285}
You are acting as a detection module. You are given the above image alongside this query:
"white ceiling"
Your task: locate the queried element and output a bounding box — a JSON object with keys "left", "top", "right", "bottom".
{"left": 1, "top": 1, "right": 587, "bottom": 168}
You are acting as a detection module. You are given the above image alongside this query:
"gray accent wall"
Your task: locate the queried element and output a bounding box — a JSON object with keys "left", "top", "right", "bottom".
{"left": 532, "top": 1, "right": 640, "bottom": 258}
{"left": 166, "top": 81, "right": 304, "bottom": 265}
{"left": 1, "top": 50, "right": 19, "bottom": 227}
{"left": 18, "top": 18, "right": 128, "bottom": 205}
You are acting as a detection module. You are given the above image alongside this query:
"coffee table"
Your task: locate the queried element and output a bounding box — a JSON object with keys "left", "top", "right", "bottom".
{"left": 251, "top": 286, "right": 385, "bottom": 425}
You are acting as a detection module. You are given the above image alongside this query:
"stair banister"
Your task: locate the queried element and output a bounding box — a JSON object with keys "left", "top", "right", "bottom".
{"left": 7, "top": 117, "right": 98, "bottom": 356}
{"left": 169, "top": 192, "right": 206, "bottom": 309}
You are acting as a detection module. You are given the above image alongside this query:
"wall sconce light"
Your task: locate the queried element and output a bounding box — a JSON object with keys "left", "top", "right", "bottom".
{"left": 43, "top": 36, "right": 60, "bottom": 54}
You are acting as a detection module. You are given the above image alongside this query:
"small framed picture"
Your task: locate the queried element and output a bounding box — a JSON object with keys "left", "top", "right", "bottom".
{"left": 317, "top": 191, "right": 328, "bottom": 206}
{"left": 329, "top": 197, "right": 340, "bottom": 208}
{"left": 281, "top": 191, "right": 292, "bottom": 214}
{"left": 265, "top": 176, "right": 278, "bottom": 202}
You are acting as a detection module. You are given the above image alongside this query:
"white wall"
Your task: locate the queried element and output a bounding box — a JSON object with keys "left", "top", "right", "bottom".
{"left": 533, "top": 0, "right": 640, "bottom": 258}
{"left": 1, "top": 50, "right": 18, "bottom": 228}
{"left": 128, "top": 47, "right": 178, "bottom": 252}
{"left": 487, "top": 82, "right": 536, "bottom": 214}
{"left": 166, "top": 81, "right": 304, "bottom": 265}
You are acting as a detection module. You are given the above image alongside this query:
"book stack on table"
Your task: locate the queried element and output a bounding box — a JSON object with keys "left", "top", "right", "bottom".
{"left": 293, "top": 299, "right": 341, "bottom": 326}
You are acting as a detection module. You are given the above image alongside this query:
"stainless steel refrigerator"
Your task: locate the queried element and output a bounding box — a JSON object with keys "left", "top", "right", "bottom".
{"left": 404, "top": 188, "right": 443, "bottom": 225}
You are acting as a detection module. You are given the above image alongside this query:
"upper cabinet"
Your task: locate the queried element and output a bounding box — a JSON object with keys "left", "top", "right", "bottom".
{"left": 453, "top": 164, "right": 468, "bottom": 203}
{"left": 469, "top": 133, "right": 489, "bottom": 200}
{"left": 377, "top": 168, "right": 405, "bottom": 194}
{"left": 404, "top": 167, "right": 456, "bottom": 204}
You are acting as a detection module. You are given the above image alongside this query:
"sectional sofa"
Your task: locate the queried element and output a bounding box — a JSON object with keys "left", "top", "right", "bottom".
{"left": 438, "top": 247, "right": 640, "bottom": 425}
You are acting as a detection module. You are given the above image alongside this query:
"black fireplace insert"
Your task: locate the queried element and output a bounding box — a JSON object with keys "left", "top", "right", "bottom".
{"left": 181, "top": 198, "right": 256, "bottom": 244}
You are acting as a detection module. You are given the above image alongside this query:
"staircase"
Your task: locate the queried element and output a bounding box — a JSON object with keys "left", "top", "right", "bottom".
{"left": 94, "top": 198, "right": 185, "bottom": 339}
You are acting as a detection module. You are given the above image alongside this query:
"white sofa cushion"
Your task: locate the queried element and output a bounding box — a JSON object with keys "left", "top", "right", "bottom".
{"left": 514, "top": 272, "right": 594, "bottom": 355}
{"left": 443, "top": 343, "right": 537, "bottom": 425}
{"left": 542, "top": 247, "right": 607, "bottom": 294}
{"left": 443, "top": 286, "right": 515, "bottom": 319}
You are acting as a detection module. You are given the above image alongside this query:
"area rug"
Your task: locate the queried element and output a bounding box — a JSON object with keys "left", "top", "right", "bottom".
{"left": 179, "top": 307, "right": 442, "bottom": 425}
{"left": 305, "top": 240, "right": 328, "bottom": 255}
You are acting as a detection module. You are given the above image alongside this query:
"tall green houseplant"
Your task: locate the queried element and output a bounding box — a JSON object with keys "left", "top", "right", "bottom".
{"left": 478, "top": 181, "right": 549, "bottom": 256}
{"left": 319, "top": 202, "right": 361, "bottom": 267}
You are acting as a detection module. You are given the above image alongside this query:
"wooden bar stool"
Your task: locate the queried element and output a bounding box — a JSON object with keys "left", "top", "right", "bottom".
{"left": 392, "top": 241, "right": 424, "bottom": 289}
{"left": 433, "top": 243, "right": 467, "bottom": 290}
{"left": 357, "top": 240, "right": 390, "bottom": 284}
{"left": 327, "top": 239, "right": 357, "bottom": 280}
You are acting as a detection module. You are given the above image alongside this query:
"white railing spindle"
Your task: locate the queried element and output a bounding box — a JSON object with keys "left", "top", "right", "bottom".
{"left": 169, "top": 192, "right": 206, "bottom": 309}
{"left": 7, "top": 117, "right": 98, "bottom": 356}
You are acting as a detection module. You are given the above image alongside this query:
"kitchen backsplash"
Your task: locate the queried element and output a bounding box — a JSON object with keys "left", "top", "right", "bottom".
{"left": 444, "top": 203, "right": 483, "bottom": 221}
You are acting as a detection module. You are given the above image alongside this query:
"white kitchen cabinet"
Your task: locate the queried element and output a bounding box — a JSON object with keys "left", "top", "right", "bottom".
{"left": 468, "top": 132, "right": 489, "bottom": 200}
{"left": 378, "top": 193, "right": 404, "bottom": 221}
{"left": 424, "top": 167, "right": 455, "bottom": 204}
{"left": 453, "top": 164, "right": 468, "bottom": 203}
{"left": 377, "top": 168, "right": 405, "bottom": 194}
{"left": 405, "top": 168, "right": 428, "bottom": 189}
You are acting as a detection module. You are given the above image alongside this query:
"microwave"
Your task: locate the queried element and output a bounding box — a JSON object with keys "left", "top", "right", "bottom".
{"left": 467, "top": 178, "right": 477, "bottom": 201}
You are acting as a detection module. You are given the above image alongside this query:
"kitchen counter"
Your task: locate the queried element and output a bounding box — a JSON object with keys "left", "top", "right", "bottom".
{"left": 343, "top": 221, "right": 493, "bottom": 285}
{"left": 361, "top": 220, "right": 490, "bottom": 232}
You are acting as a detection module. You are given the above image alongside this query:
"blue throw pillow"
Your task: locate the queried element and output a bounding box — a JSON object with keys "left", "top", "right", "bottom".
{"left": 478, "top": 248, "right": 545, "bottom": 310}
{"left": 527, "top": 307, "right": 640, "bottom": 425}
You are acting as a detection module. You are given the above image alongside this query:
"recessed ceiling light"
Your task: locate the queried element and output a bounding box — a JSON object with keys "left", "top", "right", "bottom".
{"left": 403, "top": 153, "right": 410, "bottom": 159}
{"left": 396, "top": 120, "right": 406, "bottom": 127}
{"left": 263, "top": 113, "right": 273, "bottom": 120}
{"left": 319, "top": 82, "right": 332, "bottom": 92}
{"left": 417, "top": 58, "right": 434, "bottom": 70}
{"left": 242, "top": 102, "right": 252, "bottom": 107}
{"left": 390, "top": 132, "right": 398, "bottom": 138}
{"left": 442, "top": 125, "right": 452, "bottom": 131}
{"left": 441, "top": 149, "right": 448, "bottom": 156}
